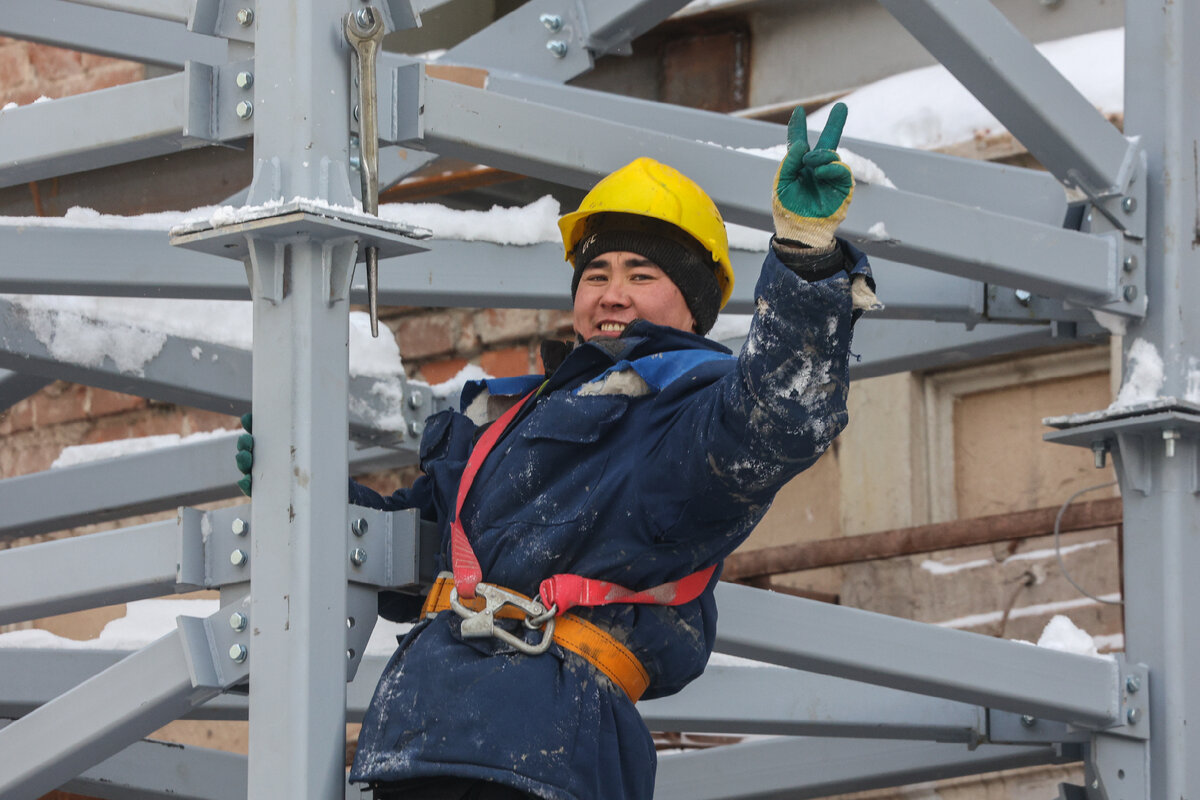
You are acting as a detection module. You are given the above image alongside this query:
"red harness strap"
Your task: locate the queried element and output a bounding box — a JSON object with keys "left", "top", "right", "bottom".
{"left": 450, "top": 388, "right": 717, "bottom": 615}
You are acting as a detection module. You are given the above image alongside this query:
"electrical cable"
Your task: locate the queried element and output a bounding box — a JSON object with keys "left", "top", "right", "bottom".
{"left": 1054, "top": 480, "right": 1121, "bottom": 605}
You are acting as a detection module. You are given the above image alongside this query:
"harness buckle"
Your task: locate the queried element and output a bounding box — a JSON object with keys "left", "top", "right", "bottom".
{"left": 449, "top": 583, "right": 557, "bottom": 656}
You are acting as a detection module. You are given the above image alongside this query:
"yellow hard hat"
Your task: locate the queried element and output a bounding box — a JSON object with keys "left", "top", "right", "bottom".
{"left": 558, "top": 157, "right": 734, "bottom": 309}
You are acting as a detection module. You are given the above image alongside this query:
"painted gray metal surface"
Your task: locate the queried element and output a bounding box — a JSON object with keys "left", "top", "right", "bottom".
{"left": 0, "top": 0, "right": 235, "bottom": 69}
{"left": 0, "top": 295, "right": 431, "bottom": 446}
{"left": 654, "top": 736, "right": 1078, "bottom": 800}
{"left": 0, "top": 368, "right": 48, "bottom": 410}
{"left": 62, "top": 738, "right": 248, "bottom": 800}
{"left": 712, "top": 581, "right": 1122, "bottom": 728}
{"left": 881, "top": 0, "right": 1134, "bottom": 197}
{"left": 411, "top": 75, "right": 1125, "bottom": 310}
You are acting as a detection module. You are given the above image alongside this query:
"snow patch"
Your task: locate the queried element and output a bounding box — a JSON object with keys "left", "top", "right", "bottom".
{"left": 729, "top": 143, "right": 896, "bottom": 189}
{"left": 708, "top": 313, "right": 754, "bottom": 343}
{"left": 936, "top": 593, "right": 1121, "bottom": 630}
{"left": 1111, "top": 338, "right": 1164, "bottom": 408}
{"left": 1089, "top": 308, "right": 1129, "bottom": 337}
{"left": 428, "top": 364, "right": 492, "bottom": 400}
{"left": 378, "top": 195, "right": 560, "bottom": 245}
{"left": 921, "top": 539, "right": 1110, "bottom": 575}
{"left": 866, "top": 221, "right": 890, "bottom": 241}
{"left": 20, "top": 299, "right": 168, "bottom": 375}
{"left": 52, "top": 428, "right": 238, "bottom": 469}
{"left": 1037, "top": 614, "right": 1100, "bottom": 658}
{"left": 808, "top": 28, "right": 1124, "bottom": 151}
{"left": 0, "top": 598, "right": 219, "bottom": 650}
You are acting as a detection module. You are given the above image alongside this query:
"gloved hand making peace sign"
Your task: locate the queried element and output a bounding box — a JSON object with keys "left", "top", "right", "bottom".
{"left": 772, "top": 102, "right": 854, "bottom": 252}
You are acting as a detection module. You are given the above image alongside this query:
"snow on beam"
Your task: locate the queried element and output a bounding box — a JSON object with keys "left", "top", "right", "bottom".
{"left": 880, "top": 0, "right": 1134, "bottom": 196}
{"left": 0, "top": 64, "right": 248, "bottom": 190}
{"left": 0, "top": 0, "right": 232, "bottom": 70}
{"left": 0, "top": 296, "right": 430, "bottom": 447}
{"left": 410, "top": 75, "right": 1121, "bottom": 308}
{"left": 654, "top": 736, "right": 1078, "bottom": 800}
{"left": 478, "top": 68, "right": 1069, "bottom": 226}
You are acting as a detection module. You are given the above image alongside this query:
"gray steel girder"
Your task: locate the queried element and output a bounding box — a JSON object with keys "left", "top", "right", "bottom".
{"left": 0, "top": 369, "right": 49, "bottom": 410}
{"left": 0, "top": 432, "right": 413, "bottom": 542}
{"left": 61, "top": 737, "right": 248, "bottom": 800}
{"left": 408, "top": 74, "right": 1128, "bottom": 311}
{"left": 0, "top": 1, "right": 235, "bottom": 69}
{"left": 0, "top": 296, "right": 433, "bottom": 446}
{"left": 880, "top": 0, "right": 1136, "bottom": 199}
{"left": 712, "top": 582, "right": 1123, "bottom": 729}
{"left": 653, "top": 736, "right": 1079, "bottom": 800}
{"left": 0, "top": 64, "right": 252, "bottom": 190}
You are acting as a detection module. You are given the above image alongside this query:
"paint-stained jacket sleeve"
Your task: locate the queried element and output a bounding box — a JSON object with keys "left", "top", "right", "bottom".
{"left": 641, "top": 243, "right": 858, "bottom": 549}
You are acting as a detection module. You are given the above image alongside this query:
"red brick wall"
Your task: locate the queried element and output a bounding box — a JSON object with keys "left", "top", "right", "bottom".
{"left": 0, "top": 38, "right": 144, "bottom": 106}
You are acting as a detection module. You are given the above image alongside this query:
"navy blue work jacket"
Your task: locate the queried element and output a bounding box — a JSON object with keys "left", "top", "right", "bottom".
{"left": 350, "top": 245, "right": 866, "bottom": 799}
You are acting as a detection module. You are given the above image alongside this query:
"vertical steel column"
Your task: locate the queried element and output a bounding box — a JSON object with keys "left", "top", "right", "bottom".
{"left": 1118, "top": 3, "right": 1200, "bottom": 798}
{"left": 243, "top": 1, "right": 356, "bottom": 798}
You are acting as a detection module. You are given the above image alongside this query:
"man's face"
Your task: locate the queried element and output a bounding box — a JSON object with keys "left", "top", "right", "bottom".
{"left": 572, "top": 251, "right": 696, "bottom": 340}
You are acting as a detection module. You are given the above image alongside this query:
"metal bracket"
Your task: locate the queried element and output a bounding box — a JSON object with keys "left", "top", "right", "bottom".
{"left": 189, "top": 0, "right": 257, "bottom": 44}
{"left": 176, "top": 595, "right": 252, "bottom": 691}
{"left": 985, "top": 286, "right": 1097, "bottom": 324}
{"left": 344, "top": 505, "right": 424, "bottom": 590}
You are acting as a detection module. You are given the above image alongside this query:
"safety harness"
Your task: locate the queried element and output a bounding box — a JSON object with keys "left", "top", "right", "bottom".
{"left": 423, "top": 387, "right": 717, "bottom": 703}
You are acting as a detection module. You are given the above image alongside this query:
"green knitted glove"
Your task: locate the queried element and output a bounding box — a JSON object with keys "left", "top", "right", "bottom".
{"left": 772, "top": 102, "right": 854, "bottom": 251}
{"left": 235, "top": 412, "right": 253, "bottom": 497}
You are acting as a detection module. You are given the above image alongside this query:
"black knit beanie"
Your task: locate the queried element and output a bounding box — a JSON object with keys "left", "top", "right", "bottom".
{"left": 570, "top": 213, "right": 722, "bottom": 335}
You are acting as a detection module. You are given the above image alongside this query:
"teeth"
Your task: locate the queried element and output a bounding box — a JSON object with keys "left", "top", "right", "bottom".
{"left": 600, "top": 323, "right": 625, "bottom": 332}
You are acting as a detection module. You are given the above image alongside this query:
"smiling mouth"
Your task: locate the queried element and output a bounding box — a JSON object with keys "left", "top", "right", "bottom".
{"left": 598, "top": 322, "right": 627, "bottom": 334}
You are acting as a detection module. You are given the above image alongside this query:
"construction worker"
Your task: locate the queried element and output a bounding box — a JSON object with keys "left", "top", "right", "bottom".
{"left": 239, "top": 104, "right": 875, "bottom": 800}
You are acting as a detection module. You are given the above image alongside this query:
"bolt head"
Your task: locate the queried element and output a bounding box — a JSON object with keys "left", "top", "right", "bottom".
{"left": 1126, "top": 675, "right": 1142, "bottom": 693}
{"left": 1123, "top": 254, "right": 1138, "bottom": 273}
{"left": 1127, "top": 707, "right": 1141, "bottom": 725}
{"left": 1123, "top": 285, "right": 1139, "bottom": 302}
{"left": 235, "top": 100, "right": 254, "bottom": 120}
{"left": 355, "top": 7, "right": 376, "bottom": 27}
{"left": 539, "top": 13, "right": 564, "bottom": 32}
{"left": 546, "top": 40, "right": 568, "bottom": 58}
{"left": 347, "top": 648, "right": 356, "bottom": 660}
{"left": 235, "top": 71, "right": 254, "bottom": 90}
{"left": 351, "top": 518, "right": 368, "bottom": 537}
{"left": 230, "top": 549, "right": 248, "bottom": 567}
{"left": 1121, "top": 196, "right": 1137, "bottom": 213}
{"left": 1014, "top": 289, "right": 1033, "bottom": 307}
{"left": 353, "top": 104, "right": 360, "bottom": 122}
{"left": 350, "top": 547, "right": 368, "bottom": 566}
{"left": 229, "top": 643, "right": 248, "bottom": 663}
{"left": 1020, "top": 714, "right": 1037, "bottom": 728}
{"left": 231, "top": 517, "right": 248, "bottom": 536}
{"left": 408, "top": 393, "right": 424, "bottom": 409}
{"left": 409, "top": 420, "right": 425, "bottom": 438}
{"left": 235, "top": 8, "right": 254, "bottom": 26}
{"left": 230, "top": 612, "right": 248, "bottom": 632}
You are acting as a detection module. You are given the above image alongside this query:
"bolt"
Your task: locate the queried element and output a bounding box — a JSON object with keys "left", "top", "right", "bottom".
{"left": 235, "top": 71, "right": 254, "bottom": 90}
{"left": 1163, "top": 429, "right": 1180, "bottom": 458}
{"left": 1127, "top": 707, "right": 1141, "bottom": 725}
{"left": 351, "top": 517, "right": 368, "bottom": 537}
{"left": 230, "top": 549, "right": 248, "bottom": 567}
{"left": 1020, "top": 715, "right": 1037, "bottom": 728}
{"left": 409, "top": 420, "right": 425, "bottom": 438}
{"left": 546, "top": 40, "right": 568, "bottom": 58}
{"left": 350, "top": 547, "right": 368, "bottom": 566}
{"left": 1124, "top": 285, "right": 1139, "bottom": 302}
{"left": 353, "top": 104, "right": 360, "bottom": 122}
{"left": 235, "top": 8, "right": 254, "bottom": 26}
{"left": 347, "top": 616, "right": 356, "bottom": 629}
{"left": 1126, "top": 675, "right": 1142, "bottom": 694}
{"left": 229, "top": 643, "right": 248, "bottom": 663}
{"left": 231, "top": 517, "right": 249, "bottom": 536}
{"left": 1123, "top": 254, "right": 1138, "bottom": 273}
{"left": 235, "top": 100, "right": 254, "bottom": 120}
{"left": 230, "top": 612, "right": 248, "bottom": 631}
{"left": 539, "top": 13, "right": 563, "bottom": 32}
{"left": 1014, "top": 289, "right": 1033, "bottom": 307}
{"left": 1122, "top": 196, "right": 1137, "bottom": 213}
{"left": 408, "top": 393, "right": 424, "bottom": 409}
{"left": 355, "top": 7, "right": 376, "bottom": 27}
{"left": 1092, "top": 441, "right": 1108, "bottom": 469}
{"left": 347, "top": 648, "right": 356, "bottom": 660}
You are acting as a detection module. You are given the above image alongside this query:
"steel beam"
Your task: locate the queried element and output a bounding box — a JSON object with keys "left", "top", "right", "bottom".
{"left": 0, "top": 65, "right": 250, "bottom": 190}
{"left": 0, "top": 1, "right": 233, "bottom": 69}
{"left": 712, "top": 582, "right": 1122, "bottom": 728}
{"left": 478, "top": 69, "right": 1069, "bottom": 226}
{"left": 0, "top": 619, "right": 243, "bottom": 800}
{"left": 0, "top": 433, "right": 413, "bottom": 542}
{"left": 444, "top": 0, "right": 691, "bottom": 81}
{"left": 409, "top": 75, "right": 1125, "bottom": 310}
{"left": 62, "top": 738, "right": 247, "bottom": 800}
{"left": 0, "top": 369, "right": 48, "bottom": 410}
{"left": 654, "top": 736, "right": 1078, "bottom": 800}
{"left": 0, "top": 296, "right": 431, "bottom": 446}
{"left": 880, "top": 0, "right": 1135, "bottom": 197}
